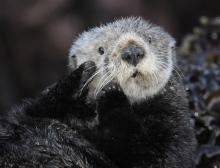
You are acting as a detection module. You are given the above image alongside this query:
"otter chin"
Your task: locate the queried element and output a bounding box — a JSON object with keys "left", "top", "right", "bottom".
{"left": 68, "top": 17, "right": 175, "bottom": 103}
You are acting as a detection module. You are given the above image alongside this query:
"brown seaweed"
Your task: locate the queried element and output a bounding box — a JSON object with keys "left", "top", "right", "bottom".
{"left": 179, "top": 16, "right": 220, "bottom": 168}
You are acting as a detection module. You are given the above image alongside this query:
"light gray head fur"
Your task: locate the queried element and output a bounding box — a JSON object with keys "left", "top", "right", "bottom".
{"left": 68, "top": 17, "right": 176, "bottom": 103}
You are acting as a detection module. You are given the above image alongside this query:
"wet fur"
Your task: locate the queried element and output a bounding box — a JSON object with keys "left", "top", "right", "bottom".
{"left": 0, "top": 65, "right": 195, "bottom": 168}
{"left": 0, "top": 17, "right": 196, "bottom": 168}
{"left": 0, "top": 62, "right": 117, "bottom": 168}
{"left": 0, "top": 65, "right": 196, "bottom": 168}
{"left": 90, "top": 73, "right": 196, "bottom": 168}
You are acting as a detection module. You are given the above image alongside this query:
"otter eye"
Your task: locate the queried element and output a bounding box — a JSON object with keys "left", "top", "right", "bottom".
{"left": 148, "top": 36, "right": 152, "bottom": 44}
{"left": 98, "top": 47, "right": 104, "bottom": 55}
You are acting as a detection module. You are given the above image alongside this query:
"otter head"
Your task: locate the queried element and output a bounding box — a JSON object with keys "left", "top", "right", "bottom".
{"left": 68, "top": 17, "right": 176, "bottom": 103}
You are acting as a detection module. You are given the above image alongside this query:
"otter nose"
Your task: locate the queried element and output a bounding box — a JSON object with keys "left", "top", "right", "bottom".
{"left": 121, "top": 46, "right": 145, "bottom": 66}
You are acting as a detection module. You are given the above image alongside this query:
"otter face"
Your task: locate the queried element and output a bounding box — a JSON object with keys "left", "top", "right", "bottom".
{"left": 68, "top": 17, "right": 176, "bottom": 103}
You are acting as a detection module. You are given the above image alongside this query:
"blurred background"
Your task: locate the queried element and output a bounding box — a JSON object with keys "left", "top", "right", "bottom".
{"left": 0, "top": 0, "right": 220, "bottom": 167}
{"left": 0, "top": 0, "right": 219, "bottom": 113}
{"left": 0, "top": 0, "right": 220, "bottom": 111}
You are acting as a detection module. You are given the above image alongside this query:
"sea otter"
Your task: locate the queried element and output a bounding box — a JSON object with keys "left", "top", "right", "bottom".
{"left": 68, "top": 17, "right": 196, "bottom": 168}
{"left": 0, "top": 17, "right": 196, "bottom": 168}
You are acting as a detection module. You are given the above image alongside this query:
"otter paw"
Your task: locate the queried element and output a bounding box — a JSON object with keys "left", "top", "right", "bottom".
{"left": 97, "top": 83, "right": 128, "bottom": 109}
{"left": 98, "top": 83, "right": 122, "bottom": 99}
{"left": 98, "top": 84, "right": 122, "bottom": 98}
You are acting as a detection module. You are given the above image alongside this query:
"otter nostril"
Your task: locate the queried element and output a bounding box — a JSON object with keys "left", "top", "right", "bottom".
{"left": 122, "top": 52, "right": 132, "bottom": 61}
{"left": 137, "top": 53, "right": 144, "bottom": 59}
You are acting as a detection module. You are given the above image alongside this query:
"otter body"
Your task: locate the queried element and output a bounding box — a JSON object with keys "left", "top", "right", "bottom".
{"left": 0, "top": 17, "right": 196, "bottom": 168}
{"left": 0, "top": 62, "right": 117, "bottom": 168}
{"left": 68, "top": 17, "right": 196, "bottom": 167}
{"left": 87, "top": 74, "right": 196, "bottom": 168}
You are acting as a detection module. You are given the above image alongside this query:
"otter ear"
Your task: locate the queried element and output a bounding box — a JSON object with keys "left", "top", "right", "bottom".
{"left": 169, "top": 38, "right": 177, "bottom": 64}
{"left": 169, "top": 38, "right": 176, "bottom": 50}
{"left": 68, "top": 54, "right": 77, "bottom": 71}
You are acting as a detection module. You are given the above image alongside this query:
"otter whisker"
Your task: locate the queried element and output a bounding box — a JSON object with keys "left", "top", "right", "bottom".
{"left": 95, "top": 65, "right": 116, "bottom": 97}
{"left": 94, "top": 66, "right": 112, "bottom": 96}
{"left": 172, "top": 64, "right": 185, "bottom": 79}
{"left": 173, "top": 68, "right": 183, "bottom": 80}
{"left": 82, "top": 65, "right": 97, "bottom": 72}
{"left": 157, "top": 61, "right": 183, "bottom": 81}
{"left": 103, "top": 65, "right": 121, "bottom": 90}
{"left": 79, "top": 68, "right": 103, "bottom": 95}
{"left": 96, "top": 75, "right": 114, "bottom": 96}
{"left": 152, "top": 71, "right": 159, "bottom": 85}
{"left": 156, "top": 60, "right": 184, "bottom": 80}
{"left": 95, "top": 65, "right": 113, "bottom": 89}
{"left": 156, "top": 60, "right": 168, "bottom": 69}
{"left": 95, "top": 72, "right": 114, "bottom": 96}
{"left": 99, "top": 66, "right": 118, "bottom": 91}
{"left": 81, "top": 62, "right": 112, "bottom": 94}
{"left": 97, "top": 74, "right": 114, "bottom": 96}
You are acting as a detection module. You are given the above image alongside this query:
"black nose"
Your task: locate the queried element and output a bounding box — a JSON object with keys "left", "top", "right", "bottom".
{"left": 121, "top": 45, "right": 145, "bottom": 66}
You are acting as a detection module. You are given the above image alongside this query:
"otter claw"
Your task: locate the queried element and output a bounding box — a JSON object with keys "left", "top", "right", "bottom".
{"left": 97, "top": 84, "right": 120, "bottom": 99}
{"left": 107, "top": 84, "right": 119, "bottom": 91}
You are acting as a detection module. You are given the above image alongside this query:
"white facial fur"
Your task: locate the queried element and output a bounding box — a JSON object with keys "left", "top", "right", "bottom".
{"left": 68, "top": 17, "right": 176, "bottom": 103}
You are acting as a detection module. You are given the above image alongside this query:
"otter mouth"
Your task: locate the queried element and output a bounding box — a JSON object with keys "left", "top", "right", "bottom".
{"left": 132, "top": 70, "right": 142, "bottom": 78}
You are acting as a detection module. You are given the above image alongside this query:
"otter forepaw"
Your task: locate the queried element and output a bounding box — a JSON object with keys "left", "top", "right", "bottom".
{"left": 97, "top": 83, "right": 129, "bottom": 110}
{"left": 98, "top": 83, "right": 122, "bottom": 99}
